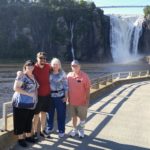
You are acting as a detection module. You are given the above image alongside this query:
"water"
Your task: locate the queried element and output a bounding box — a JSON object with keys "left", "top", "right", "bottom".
{"left": 110, "top": 15, "right": 144, "bottom": 63}
{"left": 132, "top": 16, "right": 144, "bottom": 54}
{"left": 70, "top": 23, "right": 75, "bottom": 60}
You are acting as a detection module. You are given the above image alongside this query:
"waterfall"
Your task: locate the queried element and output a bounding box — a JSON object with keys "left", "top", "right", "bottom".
{"left": 110, "top": 15, "right": 143, "bottom": 63}
{"left": 70, "top": 23, "right": 75, "bottom": 60}
{"left": 132, "top": 16, "right": 144, "bottom": 55}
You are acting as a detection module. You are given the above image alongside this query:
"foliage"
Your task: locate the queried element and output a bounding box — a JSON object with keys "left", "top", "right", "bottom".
{"left": 144, "top": 5, "right": 150, "bottom": 17}
{"left": 0, "top": 0, "right": 110, "bottom": 62}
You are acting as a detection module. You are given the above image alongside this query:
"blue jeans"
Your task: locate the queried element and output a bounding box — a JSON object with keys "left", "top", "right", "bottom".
{"left": 47, "top": 97, "right": 66, "bottom": 133}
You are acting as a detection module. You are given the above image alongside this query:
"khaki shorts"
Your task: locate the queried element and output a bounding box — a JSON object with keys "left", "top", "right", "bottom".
{"left": 69, "top": 105, "right": 88, "bottom": 120}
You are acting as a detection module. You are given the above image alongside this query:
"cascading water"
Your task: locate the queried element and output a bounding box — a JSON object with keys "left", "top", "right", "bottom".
{"left": 110, "top": 15, "right": 144, "bottom": 63}
{"left": 131, "top": 17, "right": 144, "bottom": 55}
{"left": 70, "top": 23, "right": 75, "bottom": 60}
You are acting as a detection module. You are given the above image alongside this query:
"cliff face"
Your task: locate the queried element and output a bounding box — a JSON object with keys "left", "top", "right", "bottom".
{"left": 0, "top": 4, "right": 112, "bottom": 62}
{"left": 138, "top": 15, "right": 150, "bottom": 54}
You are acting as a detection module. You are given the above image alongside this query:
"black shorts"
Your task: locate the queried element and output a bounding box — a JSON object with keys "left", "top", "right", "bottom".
{"left": 34, "top": 95, "right": 51, "bottom": 114}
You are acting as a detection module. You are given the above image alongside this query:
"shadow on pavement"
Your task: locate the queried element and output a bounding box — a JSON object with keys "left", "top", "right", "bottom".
{"left": 12, "top": 81, "right": 150, "bottom": 150}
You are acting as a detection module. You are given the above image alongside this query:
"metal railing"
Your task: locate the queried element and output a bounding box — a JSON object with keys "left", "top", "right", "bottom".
{"left": 1, "top": 70, "right": 150, "bottom": 131}
{"left": 98, "top": 5, "right": 146, "bottom": 8}
{"left": 90, "top": 70, "right": 149, "bottom": 89}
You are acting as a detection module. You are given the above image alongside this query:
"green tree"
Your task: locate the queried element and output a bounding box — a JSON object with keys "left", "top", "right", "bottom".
{"left": 144, "top": 5, "right": 150, "bottom": 17}
{"left": 79, "top": 0, "right": 87, "bottom": 7}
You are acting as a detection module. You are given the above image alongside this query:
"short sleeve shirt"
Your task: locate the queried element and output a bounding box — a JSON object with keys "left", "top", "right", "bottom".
{"left": 67, "top": 71, "right": 91, "bottom": 106}
{"left": 33, "top": 63, "right": 51, "bottom": 96}
{"left": 16, "top": 74, "right": 38, "bottom": 93}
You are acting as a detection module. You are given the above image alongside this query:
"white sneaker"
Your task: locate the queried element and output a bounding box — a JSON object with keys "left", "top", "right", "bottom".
{"left": 56, "top": 129, "right": 59, "bottom": 133}
{"left": 69, "top": 129, "right": 77, "bottom": 137}
{"left": 59, "top": 133, "right": 65, "bottom": 138}
{"left": 45, "top": 128, "right": 54, "bottom": 134}
{"left": 78, "top": 129, "right": 84, "bottom": 138}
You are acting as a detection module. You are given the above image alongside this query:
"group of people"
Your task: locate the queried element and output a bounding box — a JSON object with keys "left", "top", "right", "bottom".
{"left": 12, "top": 52, "right": 91, "bottom": 148}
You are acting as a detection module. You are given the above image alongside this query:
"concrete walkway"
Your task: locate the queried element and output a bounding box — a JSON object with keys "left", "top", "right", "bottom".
{"left": 12, "top": 80, "right": 150, "bottom": 150}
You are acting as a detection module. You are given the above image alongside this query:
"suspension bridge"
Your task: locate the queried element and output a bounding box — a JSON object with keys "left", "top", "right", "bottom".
{"left": 98, "top": 5, "right": 147, "bottom": 9}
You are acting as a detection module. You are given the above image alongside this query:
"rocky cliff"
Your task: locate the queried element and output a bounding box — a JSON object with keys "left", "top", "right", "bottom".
{"left": 138, "top": 15, "right": 150, "bottom": 54}
{"left": 0, "top": 3, "right": 112, "bottom": 62}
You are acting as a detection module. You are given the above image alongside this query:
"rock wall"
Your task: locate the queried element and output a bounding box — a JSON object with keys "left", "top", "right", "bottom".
{"left": 0, "top": 4, "right": 112, "bottom": 62}
{"left": 138, "top": 15, "right": 150, "bottom": 54}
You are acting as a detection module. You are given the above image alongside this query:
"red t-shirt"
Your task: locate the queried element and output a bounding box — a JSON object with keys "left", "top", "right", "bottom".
{"left": 67, "top": 71, "right": 91, "bottom": 106}
{"left": 33, "top": 63, "right": 51, "bottom": 96}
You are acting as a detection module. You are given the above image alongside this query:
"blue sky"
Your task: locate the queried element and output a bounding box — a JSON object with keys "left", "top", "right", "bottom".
{"left": 91, "top": 0, "right": 150, "bottom": 15}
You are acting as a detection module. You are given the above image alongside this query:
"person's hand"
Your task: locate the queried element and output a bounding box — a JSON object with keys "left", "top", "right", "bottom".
{"left": 28, "top": 92, "right": 36, "bottom": 97}
{"left": 17, "top": 71, "right": 23, "bottom": 77}
{"left": 62, "top": 97, "right": 68, "bottom": 103}
{"left": 82, "top": 99, "right": 89, "bottom": 107}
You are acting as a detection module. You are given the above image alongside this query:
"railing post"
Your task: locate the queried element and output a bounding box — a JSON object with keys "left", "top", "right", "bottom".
{"left": 128, "top": 72, "right": 131, "bottom": 79}
{"left": 118, "top": 72, "right": 120, "bottom": 80}
{"left": 139, "top": 72, "right": 141, "bottom": 77}
{"left": 112, "top": 73, "right": 114, "bottom": 82}
{"left": 130, "top": 72, "right": 132, "bottom": 78}
{"left": 146, "top": 70, "right": 149, "bottom": 77}
{"left": 107, "top": 74, "right": 113, "bottom": 83}
{"left": 91, "top": 78, "right": 99, "bottom": 89}
{"left": 2, "top": 103, "right": 7, "bottom": 131}
{"left": 96, "top": 78, "right": 99, "bottom": 89}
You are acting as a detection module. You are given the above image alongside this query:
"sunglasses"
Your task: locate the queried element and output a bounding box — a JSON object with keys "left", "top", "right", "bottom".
{"left": 39, "top": 57, "right": 46, "bottom": 60}
{"left": 71, "top": 65, "right": 78, "bottom": 68}
{"left": 26, "top": 63, "right": 34, "bottom": 66}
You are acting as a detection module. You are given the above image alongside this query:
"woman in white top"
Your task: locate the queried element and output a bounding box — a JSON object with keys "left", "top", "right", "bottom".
{"left": 46, "top": 58, "right": 68, "bottom": 138}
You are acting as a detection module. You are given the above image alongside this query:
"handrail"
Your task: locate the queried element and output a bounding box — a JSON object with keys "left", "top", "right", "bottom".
{"left": 1, "top": 70, "right": 150, "bottom": 131}
{"left": 91, "top": 70, "right": 149, "bottom": 89}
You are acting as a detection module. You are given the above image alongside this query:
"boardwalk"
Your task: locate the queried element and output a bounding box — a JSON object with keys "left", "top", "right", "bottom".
{"left": 12, "top": 80, "right": 150, "bottom": 150}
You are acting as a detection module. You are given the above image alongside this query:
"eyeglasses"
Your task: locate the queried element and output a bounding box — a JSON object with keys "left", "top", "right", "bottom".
{"left": 38, "top": 57, "right": 46, "bottom": 60}
{"left": 27, "top": 65, "right": 34, "bottom": 68}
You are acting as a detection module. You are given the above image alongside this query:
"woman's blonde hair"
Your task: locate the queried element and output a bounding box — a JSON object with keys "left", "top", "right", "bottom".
{"left": 51, "top": 58, "right": 62, "bottom": 71}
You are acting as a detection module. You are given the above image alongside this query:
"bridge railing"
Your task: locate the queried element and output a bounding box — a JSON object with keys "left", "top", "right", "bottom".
{"left": 1, "top": 70, "right": 150, "bottom": 131}
{"left": 98, "top": 5, "right": 146, "bottom": 8}
{"left": 90, "top": 70, "right": 149, "bottom": 89}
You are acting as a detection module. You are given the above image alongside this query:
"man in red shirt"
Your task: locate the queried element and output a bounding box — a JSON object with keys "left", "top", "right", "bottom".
{"left": 33, "top": 52, "right": 51, "bottom": 140}
{"left": 67, "top": 60, "right": 91, "bottom": 138}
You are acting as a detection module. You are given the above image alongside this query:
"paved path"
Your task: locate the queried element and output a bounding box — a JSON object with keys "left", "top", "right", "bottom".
{"left": 12, "top": 80, "right": 150, "bottom": 150}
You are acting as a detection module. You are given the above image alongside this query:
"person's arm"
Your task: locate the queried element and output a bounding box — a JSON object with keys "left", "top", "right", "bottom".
{"left": 13, "top": 76, "right": 34, "bottom": 97}
{"left": 63, "top": 91, "right": 68, "bottom": 103}
{"left": 62, "top": 71, "right": 69, "bottom": 102}
{"left": 34, "top": 79, "right": 39, "bottom": 97}
{"left": 86, "top": 87, "right": 90, "bottom": 106}
{"left": 85, "top": 74, "right": 91, "bottom": 107}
